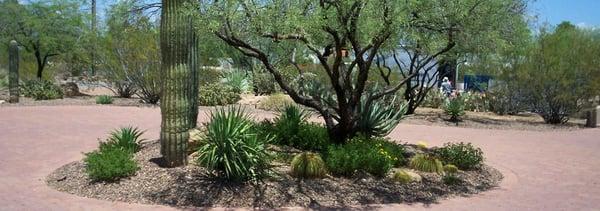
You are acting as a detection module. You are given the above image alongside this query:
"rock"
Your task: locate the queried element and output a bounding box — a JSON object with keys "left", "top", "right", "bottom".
{"left": 0, "top": 100, "right": 5, "bottom": 104}
{"left": 61, "top": 82, "right": 82, "bottom": 97}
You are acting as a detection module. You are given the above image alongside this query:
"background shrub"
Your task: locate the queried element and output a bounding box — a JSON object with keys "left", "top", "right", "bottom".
{"left": 198, "top": 83, "right": 241, "bottom": 106}
{"left": 422, "top": 89, "right": 446, "bottom": 108}
{"left": 95, "top": 95, "right": 113, "bottom": 104}
{"left": 290, "top": 152, "right": 327, "bottom": 179}
{"left": 409, "top": 154, "right": 443, "bottom": 174}
{"left": 20, "top": 79, "right": 63, "bottom": 100}
{"left": 434, "top": 142, "right": 484, "bottom": 170}
{"left": 197, "top": 106, "right": 271, "bottom": 181}
{"left": 257, "top": 93, "right": 295, "bottom": 111}
{"left": 462, "top": 91, "right": 490, "bottom": 112}
{"left": 487, "top": 84, "right": 527, "bottom": 115}
{"left": 84, "top": 147, "right": 139, "bottom": 182}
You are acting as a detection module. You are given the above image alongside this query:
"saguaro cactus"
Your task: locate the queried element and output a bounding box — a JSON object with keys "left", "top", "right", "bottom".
{"left": 159, "top": 0, "right": 199, "bottom": 167}
{"left": 8, "top": 40, "right": 19, "bottom": 103}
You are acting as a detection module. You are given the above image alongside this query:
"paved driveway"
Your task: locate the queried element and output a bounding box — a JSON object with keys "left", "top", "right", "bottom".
{"left": 1, "top": 106, "right": 599, "bottom": 210}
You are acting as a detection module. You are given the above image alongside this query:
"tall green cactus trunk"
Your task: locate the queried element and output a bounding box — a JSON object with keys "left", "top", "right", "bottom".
{"left": 8, "top": 40, "right": 19, "bottom": 103}
{"left": 159, "top": 0, "right": 199, "bottom": 167}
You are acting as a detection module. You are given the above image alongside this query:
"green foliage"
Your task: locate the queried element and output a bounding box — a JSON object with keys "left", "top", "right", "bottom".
{"left": 443, "top": 174, "right": 462, "bottom": 185}
{"left": 422, "top": 89, "right": 446, "bottom": 109}
{"left": 273, "top": 105, "right": 309, "bottom": 144}
{"left": 325, "top": 137, "right": 405, "bottom": 177}
{"left": 443, "top": 164, "right": 459, "bottom": 174}
{"left": 84, "top": 146, "right": 139, "bottom": 182}
{"left": 392, "top": 170, "right": 412, "bottom": 184}
{"left": 487, "top": 84, "right": 527, "bottom": 115}
{"left": 197, "top": 106, "right": 271, "bottom": 181}
{"left": 252, "top": 66, "right": 278, "bottom": 95}
{"left": 444, "top": 96, "right": 466, "bottom": 122}
{"left": 199, "top": 67, "right": 223, "bottom": 85}
{"left": 20, "top": 79, "right": 63, "bottom": 100}
{"left": 290, "top": 152, "right": 327, "bottom": 179}
{"left": 95, "top": 95, "right": 113, "bottom": 104}
{"left": 357, "top": 94, "right": 407, "bottom": 137}
{"left": 409, "top": 154, "right": 443, "bottom": 174}
{"left": 293, "top": 123, "right": 331, "bottom": 152}
{"left": 221, "top": 69, "right": 252, "bottom": 94}
{"left": 434, "top": 142, "right": 484, "bottom": 170}
{"left": 257, "top": 93, "right": 295, "bottom": 111}
{"left": 198, "top": 83, "right": 241, "bottom": 106}
{"left": 100, "top": 127, "right": 145, "bottom": 153}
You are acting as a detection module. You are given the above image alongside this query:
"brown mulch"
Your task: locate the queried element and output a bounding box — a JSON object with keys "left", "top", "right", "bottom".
{"left": 46, "top": 141, "right": 502, "bottom": 209}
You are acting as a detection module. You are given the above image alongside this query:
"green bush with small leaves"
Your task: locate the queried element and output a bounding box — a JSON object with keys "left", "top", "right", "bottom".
{"left": 409, "top": 154, "right": 443, "bottom": 174}
{"left": 290, "top": 152, "right": 327, "bottom": 178}
{"left": 198, "top": 83, "right": 241, "bottom": 106}
{"left": 325, "top": 136, "right": 405, "bottom": 177}
{"left": 95, "top": 95, "right": 113, "bottom": 104}
{"left": 444, "top": 96, "right": 466, "bottom": 122}
{"left": 434, "top": 142, "right": 484, "bottom": 170}
{"left": 20, "top": 79, "right": 63, "bottom": 100}
{"left": 100, "top": 127, "right": 145, "bottom": 153}
{"left": 84, "top": 146, "right": 139, "bottom": 182}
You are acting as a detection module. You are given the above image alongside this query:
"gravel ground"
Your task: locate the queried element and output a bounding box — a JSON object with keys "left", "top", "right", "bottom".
{"left": 46, "top": 141, "right": 502, "bottom": 209}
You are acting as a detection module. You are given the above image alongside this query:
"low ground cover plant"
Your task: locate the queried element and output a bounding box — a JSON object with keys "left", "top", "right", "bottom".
{"left": 434, "top": 142, "right": 484, "bottom": 170}
{"left": 325, "top": 136, "right": 405, "bottom": 177}
{"left": 95, "top": 95, "right": 113, "bottom": 104}
{"left": 84, "top": 146, "right": 139, "bottom": 182}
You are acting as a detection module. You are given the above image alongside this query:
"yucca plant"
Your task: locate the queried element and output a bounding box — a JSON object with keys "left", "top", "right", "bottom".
{"left": 273, "top": 105, "right": 309, "bottom": 145}
{"left": 444, "top": 96, "right": 466, "bottom": 122}
{"left": 221, "top": 69, "right": 252, "bottom": 94}
{"left": 409, "top": 154, "right": 443, "bottom": 174}
{"left": 197, "top": 106, "right": 272, "bottom": 181}
{"left": 290, "top": 152, "right": 327, "bottom": 179}
{"left": 100, "top": 127, "right": 146, "bottom": 153}
{"left": 357, "top": 94, "right": 407, "bottom": 137}
{"left": 95, "top": 95, "right": 114, "bottom": 104}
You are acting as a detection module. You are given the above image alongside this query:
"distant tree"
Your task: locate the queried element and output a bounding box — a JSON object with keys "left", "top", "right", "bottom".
{"left": 0, "top": 0, "right": 84, "bottom": 78}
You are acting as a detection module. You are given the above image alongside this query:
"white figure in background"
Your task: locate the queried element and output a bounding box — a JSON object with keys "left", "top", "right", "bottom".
{"left": 440, "top": 77, "right": 453, "bottom": 97}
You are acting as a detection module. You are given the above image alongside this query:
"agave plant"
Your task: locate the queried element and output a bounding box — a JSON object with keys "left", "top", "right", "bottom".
{"left": 273, "top": 105, "right": 310, "bottom": 144}
{"left": 357, "top": 94, "right": 407, "bottom": 137}
{"left": 221, "top": 69, "right": 252, "bottom": 93}
{"left": 101, "top": 126, "right": 146, "bottom": 153}
{"left": 197, "top": 106, "right": 272, "bottom": 181}
{"left": 444, "top": 96, "right": 466, "bottom": 122}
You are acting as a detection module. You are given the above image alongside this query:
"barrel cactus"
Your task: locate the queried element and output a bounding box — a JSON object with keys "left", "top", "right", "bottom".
{"left": 159, "top": 0, "right": 200, "bottom": 167}
{"left": 290, "top": 152, "right": 327, "bottom": 179}
{"left": 8, "top": 40, "right": 19, "bottom": 103}
{"left": 409, "top": 154, "right": 444, "bottom": 174}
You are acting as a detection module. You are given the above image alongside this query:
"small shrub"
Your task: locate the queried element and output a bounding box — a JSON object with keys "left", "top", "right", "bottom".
{"left": 198, "top": 83, "right": 241, "bottom": 106}
{"left": 325, "top": 137, "right": 404, "bottom": 177}
{"left": 84, "top": 147, "right": 139, "bottom": 182}
{"left": 443, "top": 164, "right": 459, "bottom": 174}
{"left": 422, "top": 89, "right": 446, "bottom": 108}
{"left": 197, "top": 106, "right": 271, "bottom": 181}
{"left": 273, "top": 105, "right": 309, "bottom": 145}
{"left": 252, "top": 66, "right": 278, "bottom": 95}
{"left": 257, "top": 93, "right": 295, "bottom": 111}
{"left": 20, "top": 79, "right": 63, "bottom": 100}
{"left": 100, "top": 127, "right": 145, "bottom": 153}
{"left": 444, "top": 96, "right": 466, "bottom": 122}
{"left": 462, "top": 91, "right": 489, "bottom": 112}
{"left": 392, "top": 170, "right": 412, "bottom": 184}
{"left": 292, "top": 123, "right": 331, "bottom": 152}
{"left": 434, "top": 142, "right": 484, "bottom": 170}
{"left": 443, "top": 174, "right": 461, "bottom": 185}
{"left": 95, "top": 95, "right": 113, "bottom": 104}
{"left": 290, "top": 152, "right": 327, "bottom": 179}
{"left": 409, "top": 154, "right": 443, "bottom": 174}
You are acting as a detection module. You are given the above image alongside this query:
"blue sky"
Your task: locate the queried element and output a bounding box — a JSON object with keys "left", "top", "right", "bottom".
{"left": 531, "top": 0, "right": 600, "bottom": 28}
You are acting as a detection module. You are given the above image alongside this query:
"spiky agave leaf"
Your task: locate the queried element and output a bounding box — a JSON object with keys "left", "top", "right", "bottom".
{"left": 102, "top": 126, "right": 146, "bottom": 153}
{"left": 357, "top": 94, "right": 407, "bottom": 137}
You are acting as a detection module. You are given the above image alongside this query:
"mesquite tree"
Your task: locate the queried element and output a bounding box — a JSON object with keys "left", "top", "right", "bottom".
{"left": 160, "top": 0, "right": 200, "bottom": 167}
{"left": 8, "top": 40, "right": 19, "bottom": 103}
{"left": 200, "top": 0, "right": 420, "bottom": 143}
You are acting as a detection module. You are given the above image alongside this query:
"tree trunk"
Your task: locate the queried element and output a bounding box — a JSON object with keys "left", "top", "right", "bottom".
{"left": 159, "top": 0, "right": 199, "bottom": 167}
{"left": 90, "top": 0, "right": 96, "bottom": 75}
{"left": 8, "top": 40, "right": 19, "bottom": 103}
{"left": 34, "top": 50, "right": 44, "bottom": 79}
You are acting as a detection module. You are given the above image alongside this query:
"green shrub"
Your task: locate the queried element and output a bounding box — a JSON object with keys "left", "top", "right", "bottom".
{"left": 290, "top": 152, "right": 327, "bottom": 179}
{"left": 95, "top": 95, "right": 113, "bottom": 104}
{"left": 434, "top": 142, "right": 484, "bottom": 170}
{"left": 462, "top": 91, "right": 490, "bottom": 112}
{"left": 84, "top": 147, "right": 139, "bottom": 182}
{"left": 198, "top": 83, "right": 241, "bottom": 106}
{"left": 325, "top": 137, "right": 404, "bottom": 177}
{"left": 422, "top": 89, "right": 446, "bottom": 108}
{"left": 252, "top": 66, "right": 278, "bottom": 95}
{"left": 409, "top": 154, "right": 443, "bottom": 174}
{"left": 292, "top": 123, "right": 331, "bottom": 152}
{"left": 443, "top": 164, "right": 459, "bottom": 174}
{"left": 273, "top": 105, "right": 309, "bottom": 145}
{"left": 100, "top": 127, "right": 145, "bottom": 153}
{"left": 257, "top": 93, "right": 295, "bottom": 111}
{"left": 392, "top": 170, "right": 412, "bottom": 184}
{"left": 20, "top": 79, "right": 63, "bottom": 100}
{"left": 197, "top": 106, "right": 271, "bottom": 181}
{"left": 444, "top": 96, "right": 466, "bottom": 122}
{"left": 487, "top": 85, "right": 526, "bottom": 115}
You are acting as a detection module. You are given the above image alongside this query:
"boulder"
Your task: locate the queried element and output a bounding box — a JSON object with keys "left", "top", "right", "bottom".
{"left": 60, "top": 82, "right": 82, "bottom": 97}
